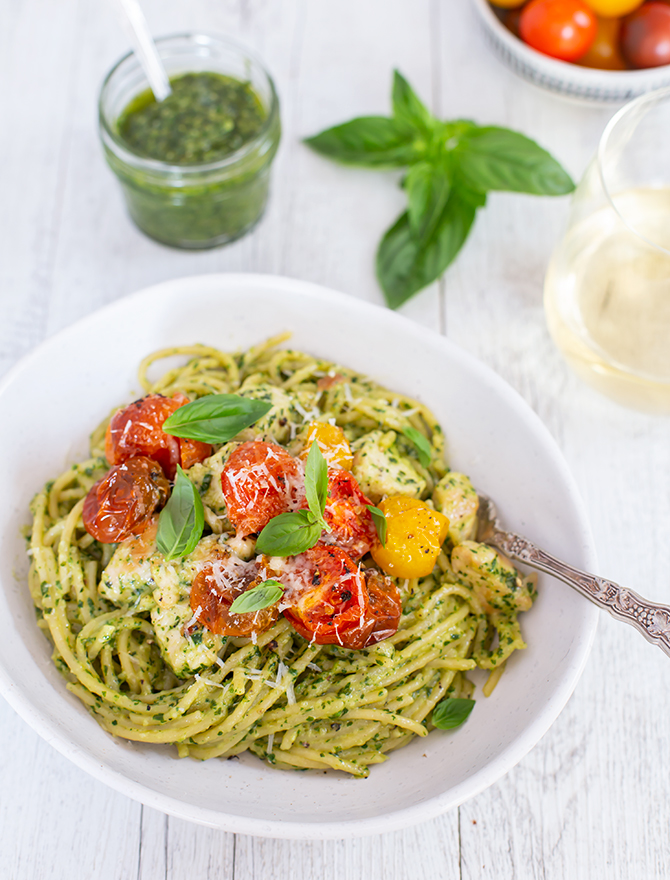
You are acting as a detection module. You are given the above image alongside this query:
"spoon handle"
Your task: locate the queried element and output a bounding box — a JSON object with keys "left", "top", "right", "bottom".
{"left": 114, "top": 0, "right": 171, "bottom": 101}
{"left": 489, "top": 526, "right": 670, "bottom": 658}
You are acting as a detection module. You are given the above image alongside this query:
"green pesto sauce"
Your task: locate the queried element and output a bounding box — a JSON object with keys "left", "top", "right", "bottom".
{"left": 118, "top": 72, "right": 266, "bottom": 165}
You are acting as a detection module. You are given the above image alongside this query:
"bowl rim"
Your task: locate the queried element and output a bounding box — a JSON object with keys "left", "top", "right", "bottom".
{"left": 0, "top": 273, "right": 599, "bottom": 838}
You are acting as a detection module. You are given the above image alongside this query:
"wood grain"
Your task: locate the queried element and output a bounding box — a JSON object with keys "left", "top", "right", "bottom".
{"left": 3, "top": 0, "right": 670, "bottom": 878}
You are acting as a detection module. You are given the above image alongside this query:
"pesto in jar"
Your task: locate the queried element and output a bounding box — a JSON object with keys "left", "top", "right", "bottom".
{"left": 103, "top": 67, "right": 280, "bottom": 249}
{"left": 118, "top": 72, "right": 266, "bottom": 165}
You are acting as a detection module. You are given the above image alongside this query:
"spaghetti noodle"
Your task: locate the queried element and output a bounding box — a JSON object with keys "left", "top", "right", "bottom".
{"left": 28, "top": 337, "right": 536, "bottom": 777}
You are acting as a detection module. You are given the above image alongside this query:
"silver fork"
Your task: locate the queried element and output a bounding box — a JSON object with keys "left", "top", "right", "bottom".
{"left": 476, "top": 494, "right": 670, "bottom": 658}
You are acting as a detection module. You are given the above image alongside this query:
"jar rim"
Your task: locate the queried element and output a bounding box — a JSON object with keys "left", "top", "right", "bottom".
{"left": 98, "top": 32, "right": 280, "bottom": 176}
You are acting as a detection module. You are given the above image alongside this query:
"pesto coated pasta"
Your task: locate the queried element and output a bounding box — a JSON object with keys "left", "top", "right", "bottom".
{"left": 27, "top": 336, "right": 536, "bottom": 777}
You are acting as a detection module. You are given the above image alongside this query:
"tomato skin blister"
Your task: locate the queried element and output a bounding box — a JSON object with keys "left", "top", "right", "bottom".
{"left": 220, "top": 440, "right": 303, "bottom": 537}
{"left": 318, "top": 468, "right": 377, "bottom": 560}
{"left": 82, "top": 456, "right": 170, "bottom": 543}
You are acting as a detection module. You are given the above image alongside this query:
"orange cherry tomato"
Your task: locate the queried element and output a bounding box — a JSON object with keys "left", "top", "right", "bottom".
{"left": 577, "top": 16, "right": 627, "bottom": 68}
{"left": 220, "top": 441, "right": 302, "bottom": 537}
{"left": 489, "top": 0, "right": 526, "bottom": 8}
{"left": 189, "top": 549, "right": 279, "bottom": 637}
{"left": 281, "top": 546, "right": 375, "bottom": 648}
{"left": 82, "top": 456, "right": 169, "bottom": 543}
{"left": 520, "top": 0, "right": 598, "bottom": 60}
{"left": 319, "top": 467, "right": 377, "bottom": 560}
{"left": 300, "top": 421, "right": 353, "bottom": 470}
{"left": 105, "top": 393, "right": 212, "bottom": 480}
{"left": 621, "top": 2, "right": 670, "bottom": 67}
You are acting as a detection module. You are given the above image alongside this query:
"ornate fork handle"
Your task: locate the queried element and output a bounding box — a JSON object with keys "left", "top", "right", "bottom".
{"left": 489, "top": 527, "right": 670, "bottom": 658}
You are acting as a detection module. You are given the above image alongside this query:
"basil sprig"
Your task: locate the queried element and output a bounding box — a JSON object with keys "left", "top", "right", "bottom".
{"left": 402, "top": 426, "right": 432, "bottom": 468}
{"left": 366, "top": 505, "right": 387, "bottom": 547}
{"left": 432, "top": 697, "right": 475, "bottom": 731}
{"left": 255, "top": 442, "right": 329, "bottom": 556}
{"left": 156, "top": 466, "right": 204, "bottom": 560}
{"left": 162, "top": 394, "right": 272, "bottom": 444}
{"left": 305, "top": 71, "right": 574, "bottom": 309}
{"left": 229, "top": 579, "right": 284, "bottom": 614}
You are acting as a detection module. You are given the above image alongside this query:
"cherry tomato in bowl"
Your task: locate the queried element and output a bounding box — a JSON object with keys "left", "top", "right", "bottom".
{"left": 582, "top": 0, "right": 644, "bottom": 16}
{"left": 519, "top": 0, "right": 598, "bottom": 61}
{"left": 621, "top": 2, "right": 670, "bottom": 67}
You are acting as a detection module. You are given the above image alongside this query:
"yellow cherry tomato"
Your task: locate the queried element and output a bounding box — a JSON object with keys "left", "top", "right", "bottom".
{"left": 371, "top": 496, "right": 449, "bottom": 579}
{"left": 300, "top": 421, "right": 353, "bottom": 470}
{"left": 582, "top": 0, "right": 643, "bottom": 17}
{"left": 490, "top": 0, "right": 526, "bottom": 8}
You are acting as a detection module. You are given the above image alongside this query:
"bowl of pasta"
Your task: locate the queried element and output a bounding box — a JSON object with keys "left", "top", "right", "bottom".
{"left": 0, "top": 273, "right": 598, "bottom": 838}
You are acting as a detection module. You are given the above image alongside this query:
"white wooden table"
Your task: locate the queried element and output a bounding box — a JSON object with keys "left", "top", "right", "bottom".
{"left": 3, "top": 1, "right": 670, "bottom": 877}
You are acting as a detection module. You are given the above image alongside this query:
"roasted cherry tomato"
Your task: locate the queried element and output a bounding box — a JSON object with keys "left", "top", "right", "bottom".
{"left": 582, "top": 0, "right": 643, "bottom": 16}
{"left": 189, "top": 549, "right": 279, "bottom": 637}
{"left": 319, "top": 467, "right": 377, "bottom": 560}
{"left": 105, "top": 393, "right": 212, "bottom": 480}
{"left": 82, "top": 456, "right": 170, "bottom": 543}
{"left": 621, "top": 2, "right": 670, "bottom": 67}
{"left": 371, "top": 496, "right": 449, "bottom": 579}
{"left": 220, "top": 441, "right": 302, "bottom": 537}
{"left": 300, "top": 421, "right": 353, "bottom": 470}
{"left": 519, "top": 0, "right": 598, "bottom": 60}
{"left": 363, "top": 567, "right": 402, "bottom": 645}
{"left": 282, "top": 546, "right": 374, "bottom": 648}
{"left": 577, "top": 15, "right": 627, "bottom": 67}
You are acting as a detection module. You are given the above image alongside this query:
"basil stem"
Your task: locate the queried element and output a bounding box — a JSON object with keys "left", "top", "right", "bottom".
{"left": 156, "top": 466, "right": 204, "bottom": 560}
{"left": 162, "top": 394, "right": 273, "bottom": 444}
{"left": 432, "top": 697, "right": 475, "bottom": 730}
{"left": 229, "top": 580, "right": 284, "bottom": 614}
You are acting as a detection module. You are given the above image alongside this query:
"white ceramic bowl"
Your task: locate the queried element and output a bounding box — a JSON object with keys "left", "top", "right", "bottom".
{"left": 473, "top": 0, "right": 670, "bottom": 104}
{"left": 0, "top": 274, "right": 598, "bottom": 838}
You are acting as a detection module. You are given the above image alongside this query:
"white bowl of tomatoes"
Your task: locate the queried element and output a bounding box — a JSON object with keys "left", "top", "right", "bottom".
{"left": 473, "top": 0, "right": 670, "bottom": 102}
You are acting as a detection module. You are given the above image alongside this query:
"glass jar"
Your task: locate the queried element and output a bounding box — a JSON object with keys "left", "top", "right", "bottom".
{"left": 544, "top": 87, "right": 670, "bottom": 413}
{"left": 99, "top": 34, "right": 281, "bottom": 249}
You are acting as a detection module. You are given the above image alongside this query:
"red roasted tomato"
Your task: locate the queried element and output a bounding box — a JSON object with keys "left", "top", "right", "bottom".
{"left": 364, "top": 568, "right": 403, "bottom": 646}
{"left": 519, "top": 0, "right": 598, "bottom": 60}
{"left": 105, "top": 393, "right": 211, "bottom": 480}
{"left": 82, "top": 456, "right": 170, "bottom": 543}
{"left": 220, "top": 441, "right": 303, "bottom": 537}
{"left": 319, "top": 468, "right": 377, "bottom": 560}
{"left": 189, "top": 548, "right": 279, "bottom": 637}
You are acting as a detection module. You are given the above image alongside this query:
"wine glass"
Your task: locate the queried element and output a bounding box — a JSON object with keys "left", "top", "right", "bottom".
{"left": 544, "top": 87, "right": 670, "bottom": 414}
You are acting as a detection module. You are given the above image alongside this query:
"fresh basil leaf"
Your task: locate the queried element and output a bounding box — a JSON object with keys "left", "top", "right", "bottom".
{"left": 366, "top": 505, "right": 387, "bottom": 548}
{"left": 404, "top": 161, "right": 451, "bottom": 244}
{"left": 229, "top": 580, "right": 284, "bottom": 614}
{"left": 255, "top": 510, "right": 323, "bottom": 557}
{"left": 304, "top": 441, "right": 328, "bottom": 519}
{"left": 432, "top": 697, "right": 475, "bottom": 730}
{"left": 392, "top": 69, "right": 435, "bottom": 133}
{"left": 456, "top": 127, "right": 575, "bottom": 196}
{"left": 377, "top": 186, "right": 485, "bottom": 309}
{"left": 402, "top": 426, "right": 432, "bottom": 467}
{"left": 304, "top": 116, "right": 421, "bottom": 168}
{"left": 162, "top": 394, "right": 273, "bottom": 444}
{"left": 156, "top": 466, "right": 204, "bottom": 560}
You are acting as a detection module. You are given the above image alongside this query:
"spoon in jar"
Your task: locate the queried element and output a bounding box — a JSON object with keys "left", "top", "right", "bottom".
{"left": 477, "top": 493, "right": 670, "bottom": 658}
{"left": 111, "top": 0, "right": 171, "bottom": 101}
